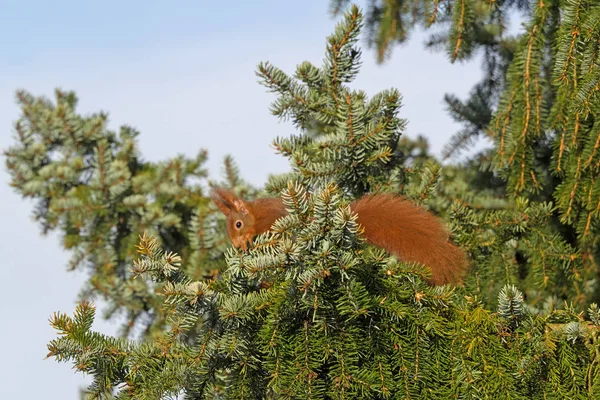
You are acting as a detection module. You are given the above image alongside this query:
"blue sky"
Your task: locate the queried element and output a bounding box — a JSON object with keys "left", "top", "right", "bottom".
{"left": 0, "top": 1, "right": 486, "bottom": 398}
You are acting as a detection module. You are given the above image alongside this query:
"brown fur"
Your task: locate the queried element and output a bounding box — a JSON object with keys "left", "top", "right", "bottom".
{"left": 351, "top": 194, "right": 468, "bottom": 285}
{"left": 212, "top": 188, "right": 469, "bottom": 285}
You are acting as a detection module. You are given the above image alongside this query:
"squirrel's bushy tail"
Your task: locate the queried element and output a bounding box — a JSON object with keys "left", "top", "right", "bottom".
{"left": 351, "top": 194, "right": 469, "bottom": 285}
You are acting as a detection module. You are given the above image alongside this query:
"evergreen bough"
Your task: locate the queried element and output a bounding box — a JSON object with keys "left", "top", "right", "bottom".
{"left": 4, "top": 4, "right": 600, "bottom": 399}
{"left": 331, "top": 0, "right": 600, "bottom": 307}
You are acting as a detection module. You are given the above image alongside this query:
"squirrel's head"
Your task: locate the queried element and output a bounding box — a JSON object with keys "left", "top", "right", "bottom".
{"left": 211, "top": 187, "right": 256, "bottom": 250}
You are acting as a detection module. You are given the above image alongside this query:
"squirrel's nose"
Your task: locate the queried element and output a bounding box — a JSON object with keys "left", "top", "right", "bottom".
{"left": 231, "top": 235, "right": 251, "bottom": 251}
{"left": 239, "top": 234, "right": 253, "bottom": 251}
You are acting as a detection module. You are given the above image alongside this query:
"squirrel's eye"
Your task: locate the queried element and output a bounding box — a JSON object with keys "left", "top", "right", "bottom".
{"left": 235, "top": 221, "right": 242, "bottom": 229}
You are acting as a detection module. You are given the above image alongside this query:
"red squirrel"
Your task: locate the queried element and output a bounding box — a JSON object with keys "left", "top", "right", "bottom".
{"left": 211, "top": 188, "right": 469, "bottom": 286}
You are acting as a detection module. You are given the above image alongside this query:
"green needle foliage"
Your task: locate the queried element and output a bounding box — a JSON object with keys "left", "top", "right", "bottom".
{"left": 3, "top": 90, "right": 239, "bottom": 337}
{"left": 46, "top": 197, "right": 600, "bottom": 399}
{"left": 331, "top": 0, "right": 600, "bottom": 306}
{"left": 25, "top": 5, "right": 600, "bottom": 398}
{"left": 329, "top": 0, "right": 526, "bottom": 158}
{"left": 490, "top": 0, "right": 600, "bottom": 304}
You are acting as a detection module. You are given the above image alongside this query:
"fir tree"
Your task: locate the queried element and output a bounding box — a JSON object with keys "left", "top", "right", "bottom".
{"left": 3, "top": 90, "right": 241, "bottom": 336}
{"left": 490, "top": 0, "right": 600, "bottom": 304}
{"left": 329, "top": 0, "right": 528, "bottom": 158}
{"left": 28, "top": 5, "right": 600, "bottom": 398}
{"left": 331, "top": 0, "right": 600, "bottom": 306}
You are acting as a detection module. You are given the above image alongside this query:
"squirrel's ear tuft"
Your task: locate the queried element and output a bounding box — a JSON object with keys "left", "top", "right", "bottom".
{"left": 211, "top": 187, "right": 248, "bottom": 215}
{"left": 211, "top": 187, "right": 235, "bottom": 215}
